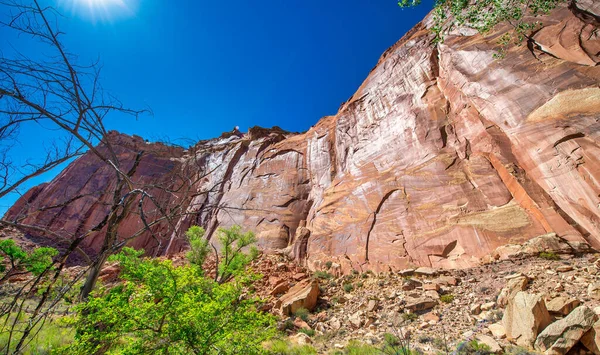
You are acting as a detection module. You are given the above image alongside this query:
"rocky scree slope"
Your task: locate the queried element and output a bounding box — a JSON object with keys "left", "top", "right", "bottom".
{"left": 4, "top": 1, "right": 600, "bottom": 273}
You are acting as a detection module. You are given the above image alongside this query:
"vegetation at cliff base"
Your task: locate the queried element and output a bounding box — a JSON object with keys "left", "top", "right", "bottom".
{"left": 0, "top": 226, "right": 278, "bottom": 354}
{"left": 63, "top": 246, "right": 276, "bottom": 354}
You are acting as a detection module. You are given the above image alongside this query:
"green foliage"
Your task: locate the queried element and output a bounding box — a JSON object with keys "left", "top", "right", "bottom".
{"left": 344, "top": 340, "right": 380, "bottom": 355}
{"left": 267, "top": 339, "right": 317, "bottom": 355}
{"left": 282, "top": 319, "right": 295, "bottom": 331}
{"left": 185, "top": 225, "right": 261, "bottom": 284}
{"left": 0, "top": 239, "right": 58, "bottom": 278}
{"left": 24, "top": 247, "right": 58, "bottom": 276}
{"left": 456, "top": 339, "right": 492, "bottom": 354}
{"left": 0, "top": 239, "right": 27, "bottom": 266}
{"left": 0, "top": 313, "right": 75, "bottom": 354}
{"left": 298, "top": 328, "right": 316, "bottom": 337}
{"left": 399, "top": 0, "right": 566, "bottom": 51}
{"left": 384, "top": 333, "right": 402, "bottom": 346}
{"left": 343, "top": 283, "right": 354, "bottom": 293}
{"left": 539, "top": 251, "right": 560, "bottom": 260}
{"left": 185, "top": 225, "right": 209, "bottom": 266}
{"left": 63, "top": 247, "right": 276, "bottom": 355}
{"left": 325, "top": 261, "right": 333, "bottom": 270}
{"left": 313, "top": 270, "right": 334, "bottom": 280}
{"left": 440, "top": 294, "right": 455, "bottom": 303}
{"left": 402, "top": 312, "right": 418, "bottom": 322}
{"left": 294, "top": 307, "right": 310, "bottom": 322}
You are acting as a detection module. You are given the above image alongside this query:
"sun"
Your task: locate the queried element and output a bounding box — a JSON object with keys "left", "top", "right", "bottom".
{"left": 58, "top": 0, "right": 136, "bottom": 23}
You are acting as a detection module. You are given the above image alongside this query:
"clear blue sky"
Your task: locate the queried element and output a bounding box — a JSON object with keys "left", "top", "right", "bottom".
{"left": 0, "top": 0, "right": 433, "bottom": 214}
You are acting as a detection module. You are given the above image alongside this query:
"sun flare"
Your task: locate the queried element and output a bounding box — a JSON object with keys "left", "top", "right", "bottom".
{"left": 59, "top": 0, "right": 135, "bottom": 22}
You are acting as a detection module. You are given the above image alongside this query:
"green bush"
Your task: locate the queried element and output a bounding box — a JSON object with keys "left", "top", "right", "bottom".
{"left": 343, "top": 283, "right": 354, "bottom": 293}
{"left": 62, "top": 247, "right": 276, "bottom": 355}
{"left": 0, "top": 239, "right": 58, "bottom": 280}
{"left": 402, "top": 312, "right": 418, "bottom": 322}
{"left": 313, "top": 270, "right": 334, "bottom": 280}
{"left": 294, "top": 307, "right": 310, "bottom": 322}
{"left": 344, "top": 340, "right": 380, "bottom": 355}
{"left": 440, "top": 294, "right": 455, "bottom": 303}
{"left": 282, "top": 319, "right": 295, "bottom": 331}
{"left": 267, "top": 339, "right": 317, "bottom": 355}
{"left": 185, "top": 225, "right": 260, "bottom": 284}
{"left": 456, "top": 339, "right": 492, "bottom": 354}
{"left": 325, "top": 261, "right": 333, "bottom": 270}
{"left": 384, "top": 333, "right": 402, "bottom": 346}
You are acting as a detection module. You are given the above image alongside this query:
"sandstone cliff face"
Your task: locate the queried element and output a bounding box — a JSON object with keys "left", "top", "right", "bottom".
{"left": 4, "top": 1, "right": 600, "bottom": 272}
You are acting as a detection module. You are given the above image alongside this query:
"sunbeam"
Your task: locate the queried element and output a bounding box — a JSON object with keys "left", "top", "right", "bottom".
{"left": 57, "top": 0, "right": 136, "bottom": 23}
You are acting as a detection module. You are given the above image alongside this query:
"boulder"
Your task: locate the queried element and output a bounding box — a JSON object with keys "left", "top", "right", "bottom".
{"left": 289, "top": 332, "right": 312, "bottom": 345}
{"left": 498, "top": 276, "right": 529, "bottom": 307}
{"left": 399, "top": 269, "right": 415, "bottom": 276}
{"left": 414, "top": 267, "right": 438, "bottom": 276}
{"left": 535, "top": 306, "right": 598, "bottom": 354}
{"left": 503, "top": 292, "right": 552, "bottom": 348}
{"left": 293, "top": 318, "right": 310, "bottom": 330}
{"left": 278, "top": 279, "right": 320, "bottom": 316}
{"left": 546, "top": 297, "right": 581, "bottom": 316}
{"left": 436, "top": 276, "right": 459, "bottom": 286}
{"left": 475, "top": 334, "right": 503, "bottom": 353}
{"left": 423, "top": 283, "right": 441, "bottom": 291}
{"left": 349, "top": 311, "right": 363, "bottom": 328}
{"left": 589, "top": 283, "right": 600, "bottom": 300}
{"left": 270, "top": 281, "right": 290, "bottom": 296}
{"left": 481, "top": 302, "right": 496, "bottom": 311}
{"left": 556, "top": 265, "right": 574, "bottom": 273}
{"left": 402, "top": 278, "right": 422, "bottom": 291}
{"left": 581, "top": 320, "right": 600, "bottom": 355}
{"left": 489, "top": 323, "right": 506, "bottom": 339}
{"left": 405, "top": 298, "right": 438, "bottom": 312}
{"left": 366, "top": 299, "right": 378, "bottom": 312}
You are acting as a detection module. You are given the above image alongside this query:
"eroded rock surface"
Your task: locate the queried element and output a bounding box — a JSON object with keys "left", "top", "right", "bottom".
{"left": 4, "top": 2, "right": 600, "bottom": 271}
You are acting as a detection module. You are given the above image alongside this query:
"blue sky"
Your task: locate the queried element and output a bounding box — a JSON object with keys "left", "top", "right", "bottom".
{"left": 0, "top": 0, "right": 433, "bottom": 214}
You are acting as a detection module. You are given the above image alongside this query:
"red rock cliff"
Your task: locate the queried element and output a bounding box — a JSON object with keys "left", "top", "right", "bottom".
{"left": 4, "top": 1, "right": 600, "bottom": 271}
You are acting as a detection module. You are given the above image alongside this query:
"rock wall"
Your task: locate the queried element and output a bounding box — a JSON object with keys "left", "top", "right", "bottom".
{"left": 4, "top": 1, "right": 600, "bottom": 271}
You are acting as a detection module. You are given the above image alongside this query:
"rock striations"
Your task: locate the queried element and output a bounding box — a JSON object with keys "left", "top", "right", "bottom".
{"left": 4, "top": 1, "right": 600, "bottom": 272}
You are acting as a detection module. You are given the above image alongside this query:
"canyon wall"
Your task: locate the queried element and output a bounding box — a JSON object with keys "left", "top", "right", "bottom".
{"left": 4, "top": 1, "right": 600, "bottom": 271}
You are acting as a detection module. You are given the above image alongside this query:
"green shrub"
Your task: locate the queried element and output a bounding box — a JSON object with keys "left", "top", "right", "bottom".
{"left": 63, "top": 247, "right": 276, "bottom": 355}
{"left": 402, "top": 312, "right": 418, "bottom": 322}
{"left": 294, "top": 307, "right": 310, "bottom": 322}
{"left": 267, "top": 339, "right": 317, "bottom": 355}
{"left": 539, "top": 251, "right": 560, "bottom": 260}
{"left": 298, "top": 328, "right": 316, "bottom": 337}
{"left": 384, "top": 333, "right": 402, "bottom": 346}
{"left": 313, "top": 270, "right": 334, "bottom": 280}
{"left": 440, "top": 294, "right": 455, "bottom": 303}
{"left": 0, "top": 239, "right": 58, "bottom": 280}
{"left": 343, "top": 283, "right": 354, "bottom": 293}
{"left": 325, "top": 261, "right": 333, "bottom": 270}
{"left": 345, "top": 340, "right": 380, "bottom": 355}
{"left": 282, "top": 319, "right": 295, "bottom": 331}
{"left": 456, "top": 339, "right": 492, "bottom": 354}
